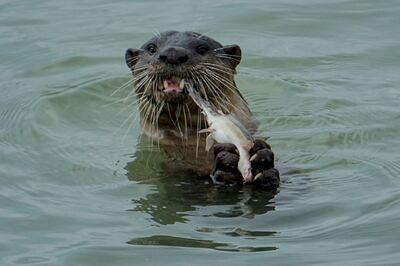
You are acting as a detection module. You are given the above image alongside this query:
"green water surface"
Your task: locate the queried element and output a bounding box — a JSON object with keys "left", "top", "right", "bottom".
{"left": 1, "top": 0, "right": 400, "bottom": 265}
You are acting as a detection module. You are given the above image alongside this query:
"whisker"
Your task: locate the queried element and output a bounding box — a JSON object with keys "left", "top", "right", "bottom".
{"left": 109, "top": 78, "right": 134, "bottom": 97}
{"left": 195, "top": 107, "right": 201, "bottom": 159}
{"left": 216, "top": 53, "right": 241, "bottom": 58}
{"left": 175, "top": 104, "right": 184, "bottom": 139}
{"left": 199, "top": 62, "right": 234, "bottom": 73}
{"left": 155, "top": 101, "right": 165, "bottom": 149}
{"left": 185, "top": 103, "right": 192, "bottom": 128}
{"left": 125, "top": 74, "right": 152, "bottom": 102}
{"left": 215, "top": 54, "right": 241, "bottom": 62}
{"left": 182, "top": 103, "right": 188, "bottom": 140}
{"left": 199, "top": 73, "right": 234, "bottom": 113}
{"left": 205, "top": 74, "right": 246, "bottom": 113}
{"left": 115, "top": 103, "right": 143, "bottom": 142}
{"left": 201, "top": 67, "right": 245, "bottom": 99}
{"left": 107, "top": 68, "right": 151, "bottom": 101}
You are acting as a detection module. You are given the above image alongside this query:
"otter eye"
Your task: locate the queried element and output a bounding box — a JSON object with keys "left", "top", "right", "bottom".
{"left": 146, "top": 44, "right": 157, "bottom": 54}
{"left": 196, "top": 45, "right": 209, "bottom": 55}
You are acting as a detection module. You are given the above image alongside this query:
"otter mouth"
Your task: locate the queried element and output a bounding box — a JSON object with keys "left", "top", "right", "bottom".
{"left": 160, "top": 76, "right": 187, "bottom": 94}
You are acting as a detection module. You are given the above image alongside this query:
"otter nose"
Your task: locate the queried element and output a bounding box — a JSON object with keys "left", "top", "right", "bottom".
{"left": 159, "top": 47, "right": 189, "bottom": 65}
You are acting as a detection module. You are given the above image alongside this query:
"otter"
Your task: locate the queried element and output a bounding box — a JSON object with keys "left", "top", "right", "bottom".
{"left": 125, "top": 31, "right": 279, "bottom": 188}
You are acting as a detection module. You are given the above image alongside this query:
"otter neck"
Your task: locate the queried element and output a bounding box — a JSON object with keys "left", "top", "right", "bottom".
{"left": 138, "top": 91, "right": 254, "bottom": 142}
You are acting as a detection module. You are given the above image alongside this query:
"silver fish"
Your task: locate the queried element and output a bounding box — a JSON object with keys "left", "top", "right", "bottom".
{"left": 188, "top": 86, "right": 254, "bottom": 182}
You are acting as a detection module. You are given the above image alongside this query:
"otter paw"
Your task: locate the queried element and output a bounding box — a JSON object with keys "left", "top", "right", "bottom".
{"left": 249, "top": 139, "right": 271, "bottom": 155}
{"left": 213, "top": 143, "right": 238, "bottom": 159}
{"left": 211, "top": 148, "right": 242, "bottom": 185}
{"left": 212, "top": 150, "right": 241, "bottom": 175}
{"left": 211, "top": 140, "right": 280, "bottom": 189}
{"left": 250, "top": 148, "right": 275, "bottom": 176}
{"left": 211, "top": 170, "right": 242, "bottom": 185}
{"left": 253, "top": 168, "right": 280, "bottom": 190}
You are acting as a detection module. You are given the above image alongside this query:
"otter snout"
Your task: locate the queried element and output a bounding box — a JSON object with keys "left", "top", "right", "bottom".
{"left": 159, "top": 47, "right": 189, "bottom": 65}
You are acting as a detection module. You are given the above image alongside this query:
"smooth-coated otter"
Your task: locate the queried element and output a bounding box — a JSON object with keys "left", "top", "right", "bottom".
{"left": 125, "top": 31, "right": 279, "bottom": 188}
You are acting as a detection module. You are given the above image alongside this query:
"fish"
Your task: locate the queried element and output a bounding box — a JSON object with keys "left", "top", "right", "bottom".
{"left": 188, "top": 86, "right": 254, "bottom": 183}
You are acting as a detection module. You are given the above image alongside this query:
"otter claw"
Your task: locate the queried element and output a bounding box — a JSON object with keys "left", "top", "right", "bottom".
{"left": 253, "top": 168, "right": 280, "bottom": 190}
{"left": 254, "top": 172, "right": 263, "bottom": 180}
{"left": 249, "top": 153, "right": 257, "bottom": 162}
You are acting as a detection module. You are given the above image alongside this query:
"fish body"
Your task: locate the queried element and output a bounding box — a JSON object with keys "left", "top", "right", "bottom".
{"left": 189, "top": 87, "right": 254, "bottom": 182}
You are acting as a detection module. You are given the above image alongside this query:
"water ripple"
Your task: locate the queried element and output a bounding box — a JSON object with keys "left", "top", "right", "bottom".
{"left": 127, "top": 235, "right": 277, "bottom": 252}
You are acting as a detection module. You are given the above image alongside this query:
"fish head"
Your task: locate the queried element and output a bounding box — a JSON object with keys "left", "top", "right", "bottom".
{"left": 238, "top": 154, "right": 253, "bottom": 183}
{"left": 242, "top": 168, "right": 253, "bottom": 183}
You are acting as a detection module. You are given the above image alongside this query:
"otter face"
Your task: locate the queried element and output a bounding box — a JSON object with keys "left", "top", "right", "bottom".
{"left": 125, "top": 31, "right": 242, "bottom": 106}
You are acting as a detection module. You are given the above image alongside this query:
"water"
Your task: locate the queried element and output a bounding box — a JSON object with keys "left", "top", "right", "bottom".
{"left": 1, "top": 0, "right": 400, "bottom": 265}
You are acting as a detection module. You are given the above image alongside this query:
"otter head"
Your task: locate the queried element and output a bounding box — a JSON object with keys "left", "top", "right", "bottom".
{"left": 125, "top": 31, "right": 242, "bottom": 108}
{"left": 125, "top": 31, "right": 254, "bottom": 140}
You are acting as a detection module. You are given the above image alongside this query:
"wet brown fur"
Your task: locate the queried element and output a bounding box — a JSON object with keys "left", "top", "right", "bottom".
{"left": 126, "top": 31, "right": 256, "bottom": 173}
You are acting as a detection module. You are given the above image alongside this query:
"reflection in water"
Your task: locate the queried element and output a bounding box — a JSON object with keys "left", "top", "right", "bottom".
{"left": 126, "top": 138, "right": 278, "bottom": 225}
{"left": 124, "top": 136, "right": 279, "bottom": 251}
{"left": 127, "top": 235, "right": 277, "bottom": 252}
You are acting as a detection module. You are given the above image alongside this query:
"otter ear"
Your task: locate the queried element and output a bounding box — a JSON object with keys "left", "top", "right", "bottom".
{"left": 125, "top": 48, "right": 143, "bottom": 69}
{"left": 221, "top": 44, "right": 242, "bottom": 68}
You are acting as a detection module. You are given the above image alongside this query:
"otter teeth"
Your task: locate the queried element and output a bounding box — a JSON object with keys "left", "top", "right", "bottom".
{"left": 179, "top": 79, "right": 185, "bottom": 90}
{"left": 163, "top": 80, "right": 169, "bottom": 90}
{"left": 162, "top": 77, "right": 185, "bottom": 93}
